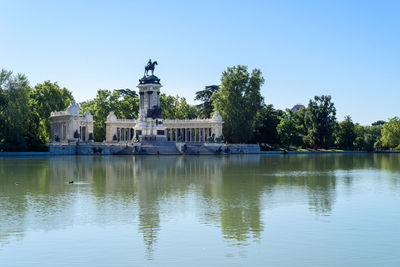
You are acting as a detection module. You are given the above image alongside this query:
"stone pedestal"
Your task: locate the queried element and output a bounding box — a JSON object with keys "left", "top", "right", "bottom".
{"left": 134, "top": 79, "right": 167, "bottom": 142}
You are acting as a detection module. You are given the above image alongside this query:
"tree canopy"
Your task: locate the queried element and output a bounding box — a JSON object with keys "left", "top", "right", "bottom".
{"left": 334, "top": 116, "right": 356, "bottom": 150}
{"left": 212, "top": 65, "right": 264, "bottom": 143}
{"left": 80, "top": 89, "right": 139, "bottom": 142}
{"left": 304, "top": 95, "right": 336, "bottom": 148}
{"left": 194, "top": 85, "right": 219, "bottom": 119}
{"left": 0, "top": 67, "right": 397, "bottom": 152}
{"left": 379, "top": 117, "right": 400, "bottom": 149}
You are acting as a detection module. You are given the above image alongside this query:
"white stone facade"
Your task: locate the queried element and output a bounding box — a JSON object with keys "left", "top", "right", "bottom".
{"left": 105, "top": 110, "right": 223, "bottom": 143}
{"left": 49, "top": 101, "right": 94, "bottom": 142}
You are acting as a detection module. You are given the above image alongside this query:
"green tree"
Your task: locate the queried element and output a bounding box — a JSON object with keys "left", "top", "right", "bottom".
{"left": 371, "top": 120, "right": 386, "bottom": 126}
{"left": 304, "top": 95, "right": 337, "bottom": 148}
{"left": 277, "top": 110, "right": 299, "bottom": 149}
{"left": 194, "top": 85, "right": 219, "bottom": 118}
{"left": 160, "top": 94, "right": 198, "bottom": 119}
{"left": 212, "top": 65, "right": 264, "bottom": 143}
{"left": 379, "top": 117, "right": 400, "bottom": 149}
{"left": 28, "top": 81, "right": 73, "bottom": 148}
{"left": 334, "top": 116, "right": 356, "bottom": 150}
{"left": 0, "top": 69, "right": 31, "bottom": 151}
{"left": 80, "top": 89, "right": 139, "bottom": 142}
{"left": 253, "top": 104, "right": 283, "bottom": 145}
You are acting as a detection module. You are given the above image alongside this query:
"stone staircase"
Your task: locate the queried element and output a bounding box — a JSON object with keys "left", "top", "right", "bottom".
{"left": 140, "top": 141, "right": 180, "bottom": 155}
{"left": 184, "top": 143, "right": 215, "bottom": 155}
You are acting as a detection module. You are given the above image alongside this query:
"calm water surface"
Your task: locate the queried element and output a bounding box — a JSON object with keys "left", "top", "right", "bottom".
{"left": 0, "top": 154, "right": 399, "bottom": 266}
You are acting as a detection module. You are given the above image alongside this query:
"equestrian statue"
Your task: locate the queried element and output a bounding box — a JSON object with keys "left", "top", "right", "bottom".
{"left": 144, "top": 59, "right": 158, "bottom": 76}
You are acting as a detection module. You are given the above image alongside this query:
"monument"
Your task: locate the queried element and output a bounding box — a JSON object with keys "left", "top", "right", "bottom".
{"left": 135, "top": 59, "right": 167, "bottom": 142}
{"left": 48, "top": 59, "right": 247, "bottom": 155}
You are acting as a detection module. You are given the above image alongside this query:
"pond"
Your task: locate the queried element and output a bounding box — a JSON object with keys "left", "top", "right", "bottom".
{"left": 0, "top": 154, "right": 399, "bottom": 266}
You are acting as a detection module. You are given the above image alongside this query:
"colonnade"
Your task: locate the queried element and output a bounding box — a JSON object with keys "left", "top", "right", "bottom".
{"left": 51, "top": 123, "right": 67, "bottom": 140}
{"left": 166, "top": 127, "right": 212, "bottom": 142}
{"left": 116, "top": 127, "right": 135, "bottom": 141}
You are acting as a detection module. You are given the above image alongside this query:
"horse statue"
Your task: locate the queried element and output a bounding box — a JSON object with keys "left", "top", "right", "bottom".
{"left": 144, "top": 60, "right": 158, "bottom": 76}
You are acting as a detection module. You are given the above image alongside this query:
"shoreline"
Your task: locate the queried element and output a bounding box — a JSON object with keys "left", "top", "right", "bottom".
{"left": 0, "top": 150, "right": 399, "bottom": 157}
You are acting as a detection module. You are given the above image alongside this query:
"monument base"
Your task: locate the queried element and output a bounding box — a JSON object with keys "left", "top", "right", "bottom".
{"left": 135, "top": 118, "right": 167, "bottom": 143}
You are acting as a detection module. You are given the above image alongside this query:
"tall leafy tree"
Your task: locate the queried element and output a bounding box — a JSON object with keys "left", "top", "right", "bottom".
{"left": 379, "top": 117, "right": 400, "bottom": 149}
{"left": 212, "top": 65, "right": 264, "bottom": 143}
{"left": 353, "top": 123, "right": 382, "bottom": 151}
{"left": 277, "top": 110, "right": 299, "bottom": 149}
{"left": 304, "top": 95, "right": 337, "bottom": 148}
{"left": 253, "top": 104, "right": 283, "bottom": 145}
{"left": 29, "top": 81, "right": 74, "bottom": 147}
{"left": 160, "top": 94, "right": 198, "bottom": 119}
{"left": 334, "top": 116, "right": 356, "bottom": 150}
{"left": 194, "top": 85, "right": 219, "bottom": 118}
{"left": 0, "top": 69, "right": 31, "bottom": 151}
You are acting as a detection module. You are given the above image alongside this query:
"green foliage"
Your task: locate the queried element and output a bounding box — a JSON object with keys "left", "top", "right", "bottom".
{"left": 277, "top": 110, "right": 297, "bottom": 148}
{"left": 371, "top": 120, "right": 386, "bottom": 126}
{"left": 334, "top": 116, "right": 356, "bottom": 150}
{"left": 276, "top": 109, "right": 306, "bottom": 148}
{"left": 379, "top": 117, "right": 400, "bottom": 149}
{"left": 160, "top": 94, "right": 198, "bottom": 119}
{"left": 351, "top": 123, "right": 382, "bottom": 151}
{"left": 29, "top": 81, "right": 73, "bottom": 147}
{"left": 80, "top": 89, "right": 139, "bottom": 142}
{"left": 212, "top": 65, "right": 264, "bottom": 143}
{"left": 0, "top": 69, "right": 31, "bottom": 151}
{"left": 253, "top": 105, "right": 283, "bottom": 145}
{"left": 194, "top": 85, "right": 219, "bottom": 118}
{"left": 304, "top": 95, "right": 337, "bottom": 148}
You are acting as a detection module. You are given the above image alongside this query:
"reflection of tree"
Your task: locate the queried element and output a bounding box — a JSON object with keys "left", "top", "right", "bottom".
{"left": 2, "top": 153, "right": 400, "bottom": 257}
{"left": 0, "top": 157, "right": 83, "bottom": 244}
{"left": 217, "top": 156, "right": 264, "bottom": 244}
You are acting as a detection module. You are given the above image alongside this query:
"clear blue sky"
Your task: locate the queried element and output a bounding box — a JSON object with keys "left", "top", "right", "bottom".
{"left": 1, "top": 0, "right": 399, "bottom": 125}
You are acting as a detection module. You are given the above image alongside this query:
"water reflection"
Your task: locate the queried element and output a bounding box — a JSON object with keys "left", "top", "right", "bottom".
{"left": 0, "top": 154, "right": 399, "bottom": 258}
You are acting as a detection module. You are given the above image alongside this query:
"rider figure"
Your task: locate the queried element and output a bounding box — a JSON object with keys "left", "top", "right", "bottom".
{"left": 145, "top": 59, "right": 152, "bottom": 76}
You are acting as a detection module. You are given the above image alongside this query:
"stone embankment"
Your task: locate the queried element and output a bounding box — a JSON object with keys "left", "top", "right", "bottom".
{"left": 46, "top": 142, "right": 261, "bottom": 155}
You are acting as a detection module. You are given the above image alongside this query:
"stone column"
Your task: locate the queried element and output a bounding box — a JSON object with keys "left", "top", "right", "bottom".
{"left": 148, "top": 91, "right": 153, "bottom": 109}
{"left": 202, "top": 128, "right": 205, "bottom": 142}
{"left": 175, "top": 128, "right": 178, "bottom": 142}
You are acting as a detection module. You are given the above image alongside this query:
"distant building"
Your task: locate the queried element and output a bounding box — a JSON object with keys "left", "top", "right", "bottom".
{"left": 49, "top": 62, "right": 223, "bottom": 144}
{"left": 49, "top": 101, "right": 94, "bottom": 142}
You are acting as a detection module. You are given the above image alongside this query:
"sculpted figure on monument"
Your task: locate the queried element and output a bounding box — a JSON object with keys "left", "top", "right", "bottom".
{"left": 140, "top": 59, "right": 160, "bottom": 84}
{"left": 144, "top": 59, "right": 158, "bottom": 76}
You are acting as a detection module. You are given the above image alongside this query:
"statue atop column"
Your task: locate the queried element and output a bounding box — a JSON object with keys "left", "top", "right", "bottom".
{"left": 140, "top": 59, "right": 160, "bottom": 84}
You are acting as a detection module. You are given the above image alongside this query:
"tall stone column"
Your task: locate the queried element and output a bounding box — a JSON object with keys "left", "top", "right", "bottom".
{"left": 148, "top": 91, "right": 153, "bottom": 109}
{"left": 175, "top": 128, "right": 178, "bottom": 141}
